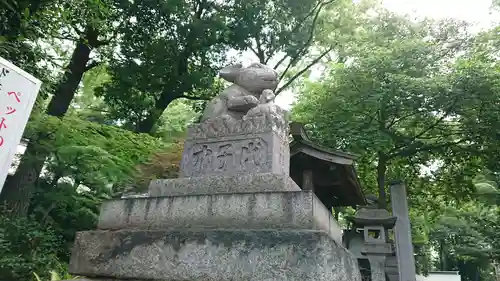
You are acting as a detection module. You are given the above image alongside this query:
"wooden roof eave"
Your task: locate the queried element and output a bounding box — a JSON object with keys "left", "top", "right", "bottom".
{"left": 344, "top": 165, "right": 367, "bottom": 206}
{"left": 289, "top": 122, "right": 359, "bottom": 163}
{"left": 290, "top": 140, "right": 355, "bottom": 166}
{"left": 290, "top": 122, "right": 367, "bottom": 206}
{"left": 290, "top": 141, "right": 367, "bottom": 206}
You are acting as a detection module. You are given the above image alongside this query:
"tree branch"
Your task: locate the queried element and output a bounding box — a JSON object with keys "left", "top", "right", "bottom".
{"left": 386, "top": 111, "right": 422, "bottom": 129}
{"left": 275, "top": 46, "right": 333, "bottom": 95}
{"left": 84, "top": 61, "right": 101, "bottom": 72}
{"left": 179, "top": 95, "right": 211, "bottom": 101}
{"left": 413, "top": 112, "right": 455, "bottom": 141}
{"left": 274, "top": 0, "right": 331, "bottom": 72}
{"left": 272, "top": 54, "right": 289, "bottom": 71}
{"left": 52, "top": 35, "right": 79, "bottom": 42}
{"left": 84, "top": 107, "right": 110, "bottom": 113}
{"left": 71, "top": 22, "right": 84, "bottom": 35}
{"left": 2, "top": 0, "right": 16, "bottom": 12}
{"left": 95, "top": 39, "right": 111, "bottom": 47}
{"left": 253, "top": 32, "right": 266, "bottom": 63}
{"left": 387, "top": 96, "right": 460, "bottom": 154}
{"left": 260, "top": 0, "right": 333, "bottom": 68}
{"left": 98, "top": 6, "right": 137, "bottom": 46}
{"left": 248, "top": 46, "right": 261, "bottom": 60}
{"left": 389, "top": 138, "right": 468, "bottom": 159}
{"left": 286, "top": 0, "right": 333, "bottom": 40}
{"left": 380, "top": 126, "right": 413, "bottom": 145}
{"left": 166, "top": 0, "right": 208, "bottom": 104}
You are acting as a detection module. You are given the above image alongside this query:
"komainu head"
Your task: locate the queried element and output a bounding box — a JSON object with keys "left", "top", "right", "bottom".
{"left": 219, "top": 63, "right": 279, "bottom": 94}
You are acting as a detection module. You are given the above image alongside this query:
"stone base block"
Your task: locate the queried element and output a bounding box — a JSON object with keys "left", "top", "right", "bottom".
{"left": 148, "top": 173, "right": 301, "bottom": 196}
{"left": 61, "top": 278, "right": 114, "bottom": 281}
{"left": 61, "top": 278, "right": 143, "bottom": 281}
{"left": 64, "top": 279, "right": 184, "bottom": 281}
{"left": 98, "top": 191, "right": 342, "bottom": 243}
{"left": 180, "top": 115, "right": 290, "bottom": 178}
{"left": 69, "top": 229, "right": 362, "bottom": 281}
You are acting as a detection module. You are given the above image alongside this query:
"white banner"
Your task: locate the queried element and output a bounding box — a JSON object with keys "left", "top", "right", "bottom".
{"left": 0, "top": 56, "right": 42, "bottom": 193}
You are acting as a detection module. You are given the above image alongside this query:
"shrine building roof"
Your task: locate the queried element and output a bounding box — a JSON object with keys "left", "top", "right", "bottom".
{"left": 289, "top": 122, "right": 367, "bottom": 208}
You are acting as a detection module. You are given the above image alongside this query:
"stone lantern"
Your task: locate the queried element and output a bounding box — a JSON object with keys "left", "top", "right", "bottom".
{"left": 348, "top": 199, "right": 397, "bottom": 281}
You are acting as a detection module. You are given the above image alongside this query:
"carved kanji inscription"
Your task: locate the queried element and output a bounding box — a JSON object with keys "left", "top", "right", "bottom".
{"left": 216, "top": 143, "right": 234, "bottom": 170}
{"left": 182, "top": 138, "right": 270, "bottom": 176}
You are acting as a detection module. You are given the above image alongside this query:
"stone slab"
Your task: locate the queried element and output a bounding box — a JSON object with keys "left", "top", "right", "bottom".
{"left": 98, "top": 190, "right": 342, "bottom": 244}
{"left": 180, "top": 115, "right": 290, "bottom": 178}
{"left": 180, "top": 130, "right": 289, "bottom": 177}
{"left": 186, "top": 114, "right": 289, "bottom": 141}
{"left": 61, "top": 278, "right": 146, "bottom": 281}
{"left": 361, "top": 243, "right": 393, "bottom": 254}
{"left": 148, "top": 173, "right": 301, "bottom": 196}
{"left": 69, "top": 229, "right": 362, "bottom": 281}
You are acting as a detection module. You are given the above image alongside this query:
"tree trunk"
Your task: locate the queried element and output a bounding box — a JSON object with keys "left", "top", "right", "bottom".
{"left": 133, "top": 19, "right": 200, "bottom": 134}
{"left": 135, "top": 108, "right": 164, "bottom": 134}
{"left": 377, "top": 152, "right": 387, "bottom": 209}
{"left": 135, "top": 95, "right": 176, "bottom": 134}
{"left": 0, "top": 27, "right": 96, "bottom": 218}
{"left": 133, "top": 14, "right": 201, "bottom": 134}
{"left": 46, "top": 30, "right": 95, "bottom": 117}
{"left": 0, "top": 142, "right": 45, "bottom": 216}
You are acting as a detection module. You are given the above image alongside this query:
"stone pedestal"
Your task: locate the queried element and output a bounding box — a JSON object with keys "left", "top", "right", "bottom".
{"left": 180, "top": 115, "right": 289, "bottom": 177}
{"left": 67, "top": 115, "right": 361, "bottom": 281}
{"left": 70, "top": 230, "right": 358, "bottom": 281}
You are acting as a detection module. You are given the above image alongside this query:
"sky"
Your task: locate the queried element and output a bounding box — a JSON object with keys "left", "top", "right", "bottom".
{"left": 272, "top": 0, "right": 499, "bottom": 109}
{"left": 383, "top": 0, "right": 496, "bottom": 28}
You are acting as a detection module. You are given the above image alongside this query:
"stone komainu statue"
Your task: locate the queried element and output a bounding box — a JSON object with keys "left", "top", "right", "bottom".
{"left": 200, "top": 62, "right": 279, "bottom": 122}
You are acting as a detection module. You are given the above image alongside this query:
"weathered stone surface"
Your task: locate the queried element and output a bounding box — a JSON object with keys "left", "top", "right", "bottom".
{"left": 180, "top": 117, "right": 289, "bottom": 177}
{"left": 386, "top": 256, "right": 400, "bottom": 281}
{"left": 367, "top": 256, "right": 387, "bottom": 281}
{"left": 361, "top": 243, "right": 393, "bottom": 255}
{"left": 69, "top": 229, "right": 362, "bottom": 281}
{"left": 149, "top": 173, "right": 300, "bottom": 196}
{"left": 61, "top": 279, "right": 144, "bottom": 281}
{"left": 349, "top": 207, "right": 397, "bottom": 227}
{"left": 97, "top": 191, "right": 342, "bottom": 243}
{"left": 200, "top": 63, "right": 280, "bottom": 122}
{"left": 61, "top": 278, "right": 120, "bottom": 281}
{"left": 191, "top": 108, "right": 289, "bottom": 142}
